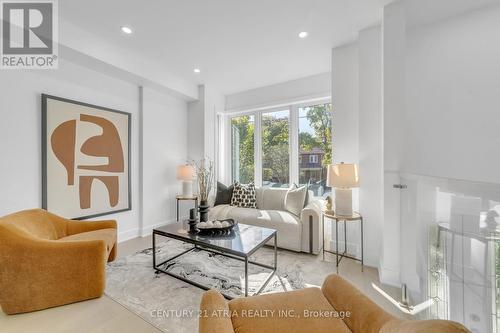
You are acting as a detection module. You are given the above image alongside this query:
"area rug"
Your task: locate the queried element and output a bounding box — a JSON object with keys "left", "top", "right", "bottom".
{"left": 105, "top": 239, "right": 335, "bottom": 333}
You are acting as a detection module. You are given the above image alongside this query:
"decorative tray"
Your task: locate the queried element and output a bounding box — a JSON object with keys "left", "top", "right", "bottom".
{"left": 197, "top": 218, "right": 237, "bottom": 233}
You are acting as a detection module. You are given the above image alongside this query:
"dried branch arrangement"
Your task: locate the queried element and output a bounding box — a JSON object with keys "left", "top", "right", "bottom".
{"left": 192, "top": 158, "right": 214, "bottom": 202}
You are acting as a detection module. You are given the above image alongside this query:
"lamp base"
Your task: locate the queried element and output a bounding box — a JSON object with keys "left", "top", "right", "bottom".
{"left": 335, "top": 188, "right": 353, "bottom": 216}
{"left": 181, "top": 180, "right": 193, "bottom": 197}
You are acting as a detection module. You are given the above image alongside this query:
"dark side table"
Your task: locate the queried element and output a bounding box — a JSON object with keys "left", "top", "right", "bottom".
{"left": 176, "top": 195, "right": 198, "bottom": 221}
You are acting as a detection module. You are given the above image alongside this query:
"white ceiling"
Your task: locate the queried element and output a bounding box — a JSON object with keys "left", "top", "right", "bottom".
{"left": 60, "top": 0, "right": 499, "bottom": 96}
{"left": 60, "top": 0, "right": 394, "bottom": 95}
{"left": 405, "top": 0, "right": 500, "bottom": 27}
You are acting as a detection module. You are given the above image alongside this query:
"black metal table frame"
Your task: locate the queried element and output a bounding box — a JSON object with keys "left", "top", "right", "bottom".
{"left": 322, "top": 213, "right": 364, "bottom": 273}
{"left": 152, "top": 229, "right": 277, "bottom": 299}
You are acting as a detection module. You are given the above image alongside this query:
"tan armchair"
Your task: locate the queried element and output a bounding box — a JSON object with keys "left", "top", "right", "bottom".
{"left": 199, "top": 274, "right": 469, "bottom": 333}
{"left": 0, "top": 209, "right": 117, "bottom": 314}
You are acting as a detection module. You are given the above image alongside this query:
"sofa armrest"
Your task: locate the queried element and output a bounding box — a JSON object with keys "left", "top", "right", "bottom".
{"left": 66, "top": 219, "right": 117, "bottom": 235}
{"left": 199, "top": 290, "right": 235, "bottom": 333}
{"left": 0, "top": 234, "right": 107, "bottom": 314}
{"left": 300, "top": 199, "right": 325, "bottom": 254}
{"left": 321, "top": 274, "right": 394, "bottom": 333}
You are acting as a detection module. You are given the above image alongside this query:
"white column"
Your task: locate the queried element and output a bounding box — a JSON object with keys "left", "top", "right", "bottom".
{"left": 380, "top": 0, "right": 406, "bottom": 287}
{"left": 358, "top": 25, "right": 383, "bottom": 268}
{"left": 331, "top": 43, "right": 359, "bottom": 254}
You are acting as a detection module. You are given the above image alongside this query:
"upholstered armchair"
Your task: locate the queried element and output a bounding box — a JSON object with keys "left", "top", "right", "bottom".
{"left": 199, "top": 274, "right": 469, "bottom": 333}
{"left": 0, "top": 209, "right": 117, "bottom": 314}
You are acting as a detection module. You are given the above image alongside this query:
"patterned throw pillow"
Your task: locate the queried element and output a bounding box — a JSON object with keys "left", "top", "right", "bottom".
{"left": 230, "top": 182, "right": 257, "bottom": 208}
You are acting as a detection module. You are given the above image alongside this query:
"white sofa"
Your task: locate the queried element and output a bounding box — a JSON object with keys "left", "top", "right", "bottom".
{"left": 209, "top": 187, "right": 324, "bottom": 254}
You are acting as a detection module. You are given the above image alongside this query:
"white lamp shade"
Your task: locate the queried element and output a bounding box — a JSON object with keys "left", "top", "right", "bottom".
{"left": 177, "top": 165, "right": 196, "bottom": 180}
{"left": 327, "top": 163, "right": 359, "bottom": 188}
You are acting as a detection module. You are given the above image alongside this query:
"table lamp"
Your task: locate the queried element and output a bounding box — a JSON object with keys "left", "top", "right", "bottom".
{"left": 327, "top": 162, "right": 359, "bottom": 216}
{"left": 177, "top": 164, "right": 196, "bottom": 197}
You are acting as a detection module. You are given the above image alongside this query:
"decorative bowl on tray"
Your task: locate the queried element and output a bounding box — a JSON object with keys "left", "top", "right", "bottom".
{"left": 197, "top": 218, "right": 237, "bottom": 233}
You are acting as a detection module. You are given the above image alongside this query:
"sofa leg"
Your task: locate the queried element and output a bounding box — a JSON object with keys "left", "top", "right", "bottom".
{"left": 309, "top": 216, "right": 313, "bottom": 254}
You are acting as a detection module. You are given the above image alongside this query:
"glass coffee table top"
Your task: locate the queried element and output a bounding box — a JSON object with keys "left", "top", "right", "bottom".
{"left": 153, "top": 221, "right": 276, "bottom": 256}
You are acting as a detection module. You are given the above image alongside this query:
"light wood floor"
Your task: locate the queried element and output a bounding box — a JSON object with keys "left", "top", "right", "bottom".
{"left": 0, "top": 234, "right": 406, "bottom": 333}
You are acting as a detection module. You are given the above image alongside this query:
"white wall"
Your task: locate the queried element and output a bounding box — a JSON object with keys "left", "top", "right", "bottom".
{"left": 225, "top": 72, "right": 331, "bottom": 112}
{"left": 332, "top": 44, "right": 359, "bottom": 167}
{"left": 331, "top": 28, "right": 385, "bottom": 268}
{"left": 0, "top": 59, "right": 140, "bottom": 241}
{"left": 187, "top": 84, "right": 225, "bottom": 165}
{"left": 142, "top": 87, "right": 189, "bottom": 234}
{"left": 396, "top": 6, "right": 500, "bottom": 325}
{"left": 187, "top": 85, "right": 206, "bottom": 161}
{"left": 358, "top": 26, "right": 384, "bottom": 268}
{"left": 0, "top": 59, "right": 190, "bottom": 242}
{"left": 331, "top": 43, "right": 362, "bottom": 256}
{"left": 329, "top": 0, "right": 500, "bottom": 293}
{"left": 204, "top": 86, "right": 225, "bottom": 164}
{"left": 380, "top": 1, "right": 406, "bottom": 286}
{"left": 404, "top": 4, "right": 500, "bottom": 184}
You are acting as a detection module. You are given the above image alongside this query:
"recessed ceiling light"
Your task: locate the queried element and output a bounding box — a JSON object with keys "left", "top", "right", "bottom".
{"left": 121, "top": 26, "right": 133, "bottom": 34}
{"left": 193, "top": 68, "right": 201, "bottom": 73}
{"left": 298, "top": 31, "right": 308, "bottom": 39}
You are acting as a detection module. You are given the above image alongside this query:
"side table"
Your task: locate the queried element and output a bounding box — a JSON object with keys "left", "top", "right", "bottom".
{"left": 322, "top": 211, "right": 364, "bottom": 272}
{"left": 176, "top": 195, "right": 198, "bottom": 221}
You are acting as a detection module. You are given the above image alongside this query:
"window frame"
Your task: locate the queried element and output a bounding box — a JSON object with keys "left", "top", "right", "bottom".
{"left": 225, "top": 98, "right": 331, "bottom": 188}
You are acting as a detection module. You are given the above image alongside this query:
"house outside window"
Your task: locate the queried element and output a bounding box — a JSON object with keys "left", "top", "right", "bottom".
{"left": 308, "top": 155, "right": 318, "bottom": 164}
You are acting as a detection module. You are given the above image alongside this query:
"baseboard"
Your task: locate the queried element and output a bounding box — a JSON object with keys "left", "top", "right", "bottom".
{"left": 140, "top": 216, "right": 188, "bottom": 237}
{"left": 118, "top": 228, "right": 140, "bottom": 243}
{"left": 378, "top": 262, "right": 401, "bottom": 287}
{"left": 329, "top": 239, "right": 360, "bottom": 257}
{"left": 118, "top": 216, "right": 189, "bottom": 243}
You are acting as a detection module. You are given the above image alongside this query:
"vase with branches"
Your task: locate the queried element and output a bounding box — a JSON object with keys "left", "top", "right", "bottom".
{"left": 192, "top": 158, "right": 214, "bottom": 222}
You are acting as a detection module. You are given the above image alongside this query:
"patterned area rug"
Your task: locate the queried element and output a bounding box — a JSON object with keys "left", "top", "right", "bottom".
{"left": 106, "top": 239, "right": 334, "bottom": 333}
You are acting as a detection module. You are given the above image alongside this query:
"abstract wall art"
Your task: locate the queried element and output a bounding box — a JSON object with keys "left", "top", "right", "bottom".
{"left": 42, "top": 94, "right": 131, "bottom": 219}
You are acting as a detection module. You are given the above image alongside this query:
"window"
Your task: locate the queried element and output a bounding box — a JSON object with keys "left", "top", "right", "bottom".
{"left": 262, "top": 110, "right": 289, "bottom": 188}
{"left": 231, "top": 115, "right": 254, "bottom": 184}
{"left": 227, "top": 99, "right": 332, "bottom": 196}
{"left": 298, "top": 103, "right": 332, "bottom": 197}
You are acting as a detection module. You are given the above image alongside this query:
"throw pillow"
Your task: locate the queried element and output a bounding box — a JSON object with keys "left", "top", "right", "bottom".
{"left": 214, "top": 182, "right": 234, "bottom": 206}
{"left": 284, "top": 184, "right": 308, "bottom": 216}
{"left": 230, "top": 182, "right": 257, "bottom": 208}
{"left": 304, "top": 180, "right": 311, "bottom": 207}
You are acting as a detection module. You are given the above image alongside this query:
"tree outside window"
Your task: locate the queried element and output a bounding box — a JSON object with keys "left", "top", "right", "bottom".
{"left": 298, "top": 103, "right": 332, "bottom": 196}
{"left": 231, "top": 115, "right": 254, "bottom": 184}
{"left": 262, "top": 110, "right": 289, "bottom": 187}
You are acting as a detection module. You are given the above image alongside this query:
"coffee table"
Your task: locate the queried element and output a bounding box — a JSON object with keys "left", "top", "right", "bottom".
{"left": 152, "top": 222, "right": 277, "bottom": 299}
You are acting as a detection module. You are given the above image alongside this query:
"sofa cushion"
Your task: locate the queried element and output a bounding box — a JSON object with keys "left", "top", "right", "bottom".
{"left": 209, "top": 205, "right": 302, "bottom": 251}
{"left": 58, "top": 228, "right": 116, "bottom": 255}
{"left": 228, "top": 287, "right": 351, "bottom": 333}
{"left": 231, "top": 182, "right": 257, "bottom": 208}
{"left": 256, "top": 187, "right": 288, "bottom": 211}
{"left": 284, "top": 184, "right": 308, "bottom": 216}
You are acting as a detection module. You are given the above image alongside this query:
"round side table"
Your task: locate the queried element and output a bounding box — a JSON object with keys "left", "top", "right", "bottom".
{"left": 322, "top": 211, "right": 364, "bottom": 272}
